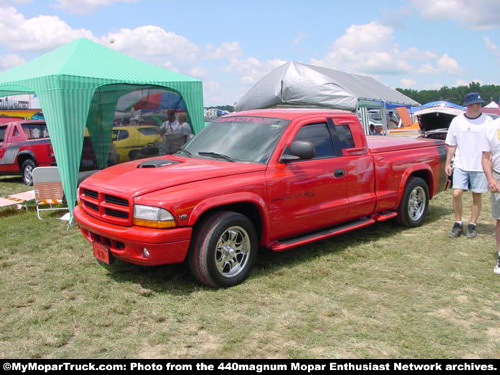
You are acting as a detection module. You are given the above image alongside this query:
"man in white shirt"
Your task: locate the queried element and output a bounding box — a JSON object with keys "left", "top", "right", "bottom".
{"left": 480, "top": 116, "right": 500, "bottom": 274}
{"left": 445, "top": 92, "right": 492, "bottom": 238}
{"left": 160, "top": 110, "right": 180, "bottom": 135}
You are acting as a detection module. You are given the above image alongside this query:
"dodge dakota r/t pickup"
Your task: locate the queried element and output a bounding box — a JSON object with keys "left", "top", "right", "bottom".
{"left": 74, "top": 109, "right": 447, "bottom": 287}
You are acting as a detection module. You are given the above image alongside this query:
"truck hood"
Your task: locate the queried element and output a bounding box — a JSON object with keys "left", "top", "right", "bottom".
{"left": 81, "top": 156, "right": 266, "bottom": 197}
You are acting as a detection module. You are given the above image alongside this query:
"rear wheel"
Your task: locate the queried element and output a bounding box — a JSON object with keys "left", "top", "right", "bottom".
{"left": 21, "top": 159, "right": 36, "bottom": 186}
{"left": 396, "top": 177, "right": 429, "bottom": 227}
{"left": 129, "top": 150, "right": 140, "bottom": 160}
{"left": 189, "top": 211, "right": 258, "bottom": 288}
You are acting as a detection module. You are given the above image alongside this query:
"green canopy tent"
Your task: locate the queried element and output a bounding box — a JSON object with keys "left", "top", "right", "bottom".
{"left": 0, "top": 38, "right": 204, "bottom": 221}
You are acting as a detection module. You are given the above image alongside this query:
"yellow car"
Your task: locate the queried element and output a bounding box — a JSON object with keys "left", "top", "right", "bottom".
{"left": 112, "top": 125, "right": 163, "bottom": 162}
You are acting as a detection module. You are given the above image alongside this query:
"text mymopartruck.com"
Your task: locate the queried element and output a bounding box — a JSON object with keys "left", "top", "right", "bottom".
{"left": 3, "top": 361, "right": 498, "bottom": 373}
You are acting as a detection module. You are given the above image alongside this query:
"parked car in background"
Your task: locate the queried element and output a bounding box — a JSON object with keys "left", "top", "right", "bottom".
{"left": 80, "top": 130, "right": 120, "bottom": 171}
{"left": 415, "top": 104, "right": 464, "bottom": 140}
{"left": 112, "top": 125, "right": 163, "bottom": 162}
{"left": 0, "top": 120, "right": 55, "bottom": 185}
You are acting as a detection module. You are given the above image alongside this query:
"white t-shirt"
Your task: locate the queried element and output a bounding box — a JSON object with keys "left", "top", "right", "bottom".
{"left": 160, "top": 119, "right": 180, "bottom": 134}
{"left": 480, "top": 117, "right": 500, "bottom": 172}
{"left": 445, "top": 113, "right": 492, "bottom": 171}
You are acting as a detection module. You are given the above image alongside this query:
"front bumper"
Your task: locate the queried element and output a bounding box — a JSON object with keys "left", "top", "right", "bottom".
{"left": 74, "top": 206, "right": 192, "bottom": 266}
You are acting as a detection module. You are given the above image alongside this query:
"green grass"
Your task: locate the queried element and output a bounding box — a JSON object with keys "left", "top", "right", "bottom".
{"left": 0, "top": 176, "right": 499, "bottom": 359}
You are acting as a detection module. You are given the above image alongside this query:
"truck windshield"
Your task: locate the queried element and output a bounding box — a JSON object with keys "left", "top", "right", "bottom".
{"left": 181, "top": 116, "right": 290, "bottom": 164}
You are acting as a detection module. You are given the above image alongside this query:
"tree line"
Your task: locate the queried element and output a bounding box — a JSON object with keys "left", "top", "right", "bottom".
{"left": 397, "top": 82, "right": 500, "bottom": 106}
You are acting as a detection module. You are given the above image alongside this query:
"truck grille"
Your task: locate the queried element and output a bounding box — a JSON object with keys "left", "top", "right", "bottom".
{"left": 80, "top": 188, "right": 132, "bottom": 226}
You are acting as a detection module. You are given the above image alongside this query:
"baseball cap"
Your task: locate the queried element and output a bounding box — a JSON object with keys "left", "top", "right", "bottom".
{"left": 463, "top": 92, "right": 485, "bottom": 106}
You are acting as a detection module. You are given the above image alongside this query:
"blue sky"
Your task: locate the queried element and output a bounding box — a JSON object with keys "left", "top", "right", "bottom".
{"left": 0, "top": 0, "right": 499, "bottom": 106}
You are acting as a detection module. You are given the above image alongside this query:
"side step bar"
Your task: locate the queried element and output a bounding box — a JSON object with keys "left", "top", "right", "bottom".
{"left": 375, "top": 211, "right": 398, "bottom": 222}
{"left": 271, "top": 217, "right": 376, "bottom": 252}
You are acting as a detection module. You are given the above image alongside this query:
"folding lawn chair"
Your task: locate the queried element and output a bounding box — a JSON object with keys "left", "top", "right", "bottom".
{"left": 33, "top": 167, "right": 68, "bottom": 220}
{"left": 0, "top": 190, "right": 35, "bottom": 211}
{"left": 6, "top": 190, "right": 35, "bottom": 211}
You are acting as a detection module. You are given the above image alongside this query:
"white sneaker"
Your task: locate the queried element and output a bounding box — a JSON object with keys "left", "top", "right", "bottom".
{"left": 494, "top": 255, "right": 500, "bottom": 275}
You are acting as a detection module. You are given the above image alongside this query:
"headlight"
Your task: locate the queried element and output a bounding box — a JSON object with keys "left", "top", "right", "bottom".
{"left": 133, "top": 205, "right": 177, "bottom": 228}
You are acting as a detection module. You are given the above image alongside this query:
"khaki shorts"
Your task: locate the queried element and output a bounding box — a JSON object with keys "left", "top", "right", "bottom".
{"left": 492, "top": 171, "right": 500, "bottom": 220}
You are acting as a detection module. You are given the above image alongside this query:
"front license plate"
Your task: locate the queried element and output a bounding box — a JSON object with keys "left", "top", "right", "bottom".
{"left": 93, "top": 242, "right": 110, "bottom": 265}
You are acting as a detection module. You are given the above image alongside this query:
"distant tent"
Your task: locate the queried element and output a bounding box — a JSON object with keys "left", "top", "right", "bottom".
{"left": 485, "top": 101, "right": 499, "bottom": 109}
{"left": 0, "top": 38, "right": 204, "bottom": 221}
{"left": 235, "top": 61, "right": 419, "bottom": 133}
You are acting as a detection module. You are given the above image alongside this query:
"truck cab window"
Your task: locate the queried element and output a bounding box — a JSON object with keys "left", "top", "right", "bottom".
{"left": 294, "top": 123, "right": 334, "bottom": 159}
{"left": 0, "top": 125, "right": 7, "bottom": 143}
{"left": 335, "top": 125, "right": 355, "bottom": 150}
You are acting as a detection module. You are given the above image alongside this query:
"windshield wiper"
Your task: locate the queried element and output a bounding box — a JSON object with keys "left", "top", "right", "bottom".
{"left": 198, "top": 151, "right": 235, "bottom": 162}
{"left": 176, "top": 148, "right": 193, "bottom": 157}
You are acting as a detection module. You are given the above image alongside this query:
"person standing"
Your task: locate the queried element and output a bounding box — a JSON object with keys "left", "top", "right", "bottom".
{"left": 160, "top": 110, "right": 180, "bottom": 135}
{"left": 480, "top": 116, "right": 500, "bottom": 274}
{"left": 177, "top": 112, "right": 193, "bottom": 138}
{"left": 445, "top": 92, "right": 492, "bottom": 238}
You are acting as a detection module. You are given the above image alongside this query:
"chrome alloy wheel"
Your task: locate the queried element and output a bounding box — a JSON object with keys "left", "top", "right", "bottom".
{"left": 408, "top": 186, "right": 426, "bottom": 221}
{"left": 215, "top": 226, "right": 251, "bottom": 278}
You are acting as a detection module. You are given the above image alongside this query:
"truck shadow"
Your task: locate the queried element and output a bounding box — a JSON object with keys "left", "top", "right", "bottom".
{"left": 103, "top": 204, "right": 455, "bottom": 294}
{"left": 253, "top": 205, "right": 453, "bottom": 278}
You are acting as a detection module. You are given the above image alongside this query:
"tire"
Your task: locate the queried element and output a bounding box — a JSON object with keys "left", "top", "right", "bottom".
{"left": 129, "top": 150, "right": 140, "bottom": 160}
{"left": 21, "top": 159, "right": 36, "bottom": 186}
{"left": 396, "top": 177, "right": 429, "bottom": 227}
{"left": 189, "top": 211, "right": 258, "bottom": 288}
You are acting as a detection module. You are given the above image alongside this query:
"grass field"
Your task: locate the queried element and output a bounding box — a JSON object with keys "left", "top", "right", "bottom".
{"left": 0, "top": 175, "right": 499, "bottom": 359}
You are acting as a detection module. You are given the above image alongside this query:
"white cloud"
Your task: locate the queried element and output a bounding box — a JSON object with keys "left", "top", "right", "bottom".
{"left": 435, "top": 54, "right": 463, "bottom": 75}
{"left": 400, "top": 78, "right": 417, "bottom": 88}
{"left": 54, "top": 0, "right": 138, "bottom": 15}
{"left": 225, "top": 57, "right": 287, "bottom": 85}
{"left": 205, "top": 42, "right": 243, "bottom": 60}
{"left": 0, "top": 6, "right": 96, "bottom": 51}
{"left": 0, "top": 0, "right": 31, "bottom": 5}
{"left": 411, "top": 0, "right": 500, "bottom": 30}
{"left": 102, "top": 25, "right": 201, "bottom": 63}
{"left": 293, "top": 31, "right": 307, "bottom": 45}
{"left": 311, "top": 22, "right": 464, "bottom": 77}
{"left": 400, "top": 47, "right": 437, "bottom": 61}
{"left": 188, "top": 66, "right": 208, "bottom": 80}
{"left": 484, "top": 37, "right": 500, "bottom": 62}
{"left": 0, "top": 53, "right": 25, "bottom": 71}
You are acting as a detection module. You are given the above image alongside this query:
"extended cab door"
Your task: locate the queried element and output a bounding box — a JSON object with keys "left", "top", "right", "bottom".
{"left": 266, "top": 120, "right": 350, "bottom": 240}
{"left": 327, "top": 118, "right": 376, "bottom": 219}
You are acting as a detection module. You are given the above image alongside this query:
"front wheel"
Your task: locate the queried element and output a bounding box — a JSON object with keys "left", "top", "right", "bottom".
{"left": 189, "top": 211, "right": 258, "bottom": 288}
{"left": 21, "top": 159, "right": 36, "bottom": 186}
{"left": 396, "top": 177, "right": 429, "bottom": 227}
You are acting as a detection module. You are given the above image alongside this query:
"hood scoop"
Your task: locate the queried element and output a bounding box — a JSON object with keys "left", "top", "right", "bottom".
{"left": 138, "top": 160, "right": 180, "bottom": 168}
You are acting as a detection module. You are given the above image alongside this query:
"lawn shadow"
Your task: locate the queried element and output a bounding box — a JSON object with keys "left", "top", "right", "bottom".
{"left": 99, "top": 202, "right": 454, "bottom": 293}
{"left": 102, "top": 259, "right": 203, "bottom": 295}
{"left": 0, "top": 176, "right": 24, "bottom": 184}
{"left": 252, "top": 203, "right": 453, "bottom": 281}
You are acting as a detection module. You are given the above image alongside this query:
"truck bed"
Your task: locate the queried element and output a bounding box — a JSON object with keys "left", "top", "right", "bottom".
{"left": 366, "top": 135, "right": 444, "bottom": 154}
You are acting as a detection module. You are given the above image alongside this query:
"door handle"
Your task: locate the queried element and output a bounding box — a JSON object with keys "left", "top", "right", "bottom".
{"left": 334, "top": 169, "right": 345, "bottom": 178}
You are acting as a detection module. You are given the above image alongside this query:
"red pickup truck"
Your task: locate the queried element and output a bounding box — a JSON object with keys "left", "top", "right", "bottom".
{"left": 0, "top": 120, "right": 55, "bottom": 185}
{"left": 74, "top": 109, "right": 448, "bottom": 288}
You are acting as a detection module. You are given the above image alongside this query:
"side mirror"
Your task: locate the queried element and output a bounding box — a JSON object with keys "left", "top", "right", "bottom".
{"left": 280, "top": 141, "right": 315, "bottom": 162}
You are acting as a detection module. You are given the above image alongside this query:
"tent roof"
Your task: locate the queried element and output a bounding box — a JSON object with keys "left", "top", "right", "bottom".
{"left": 235, "top": 61, "right": 419, "bottom": 112}
{"left": 0, "top": 38, "right": 204, "bottom": 223}
{"left": 0, "top": 38, "right": 198, "bottom": 87}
